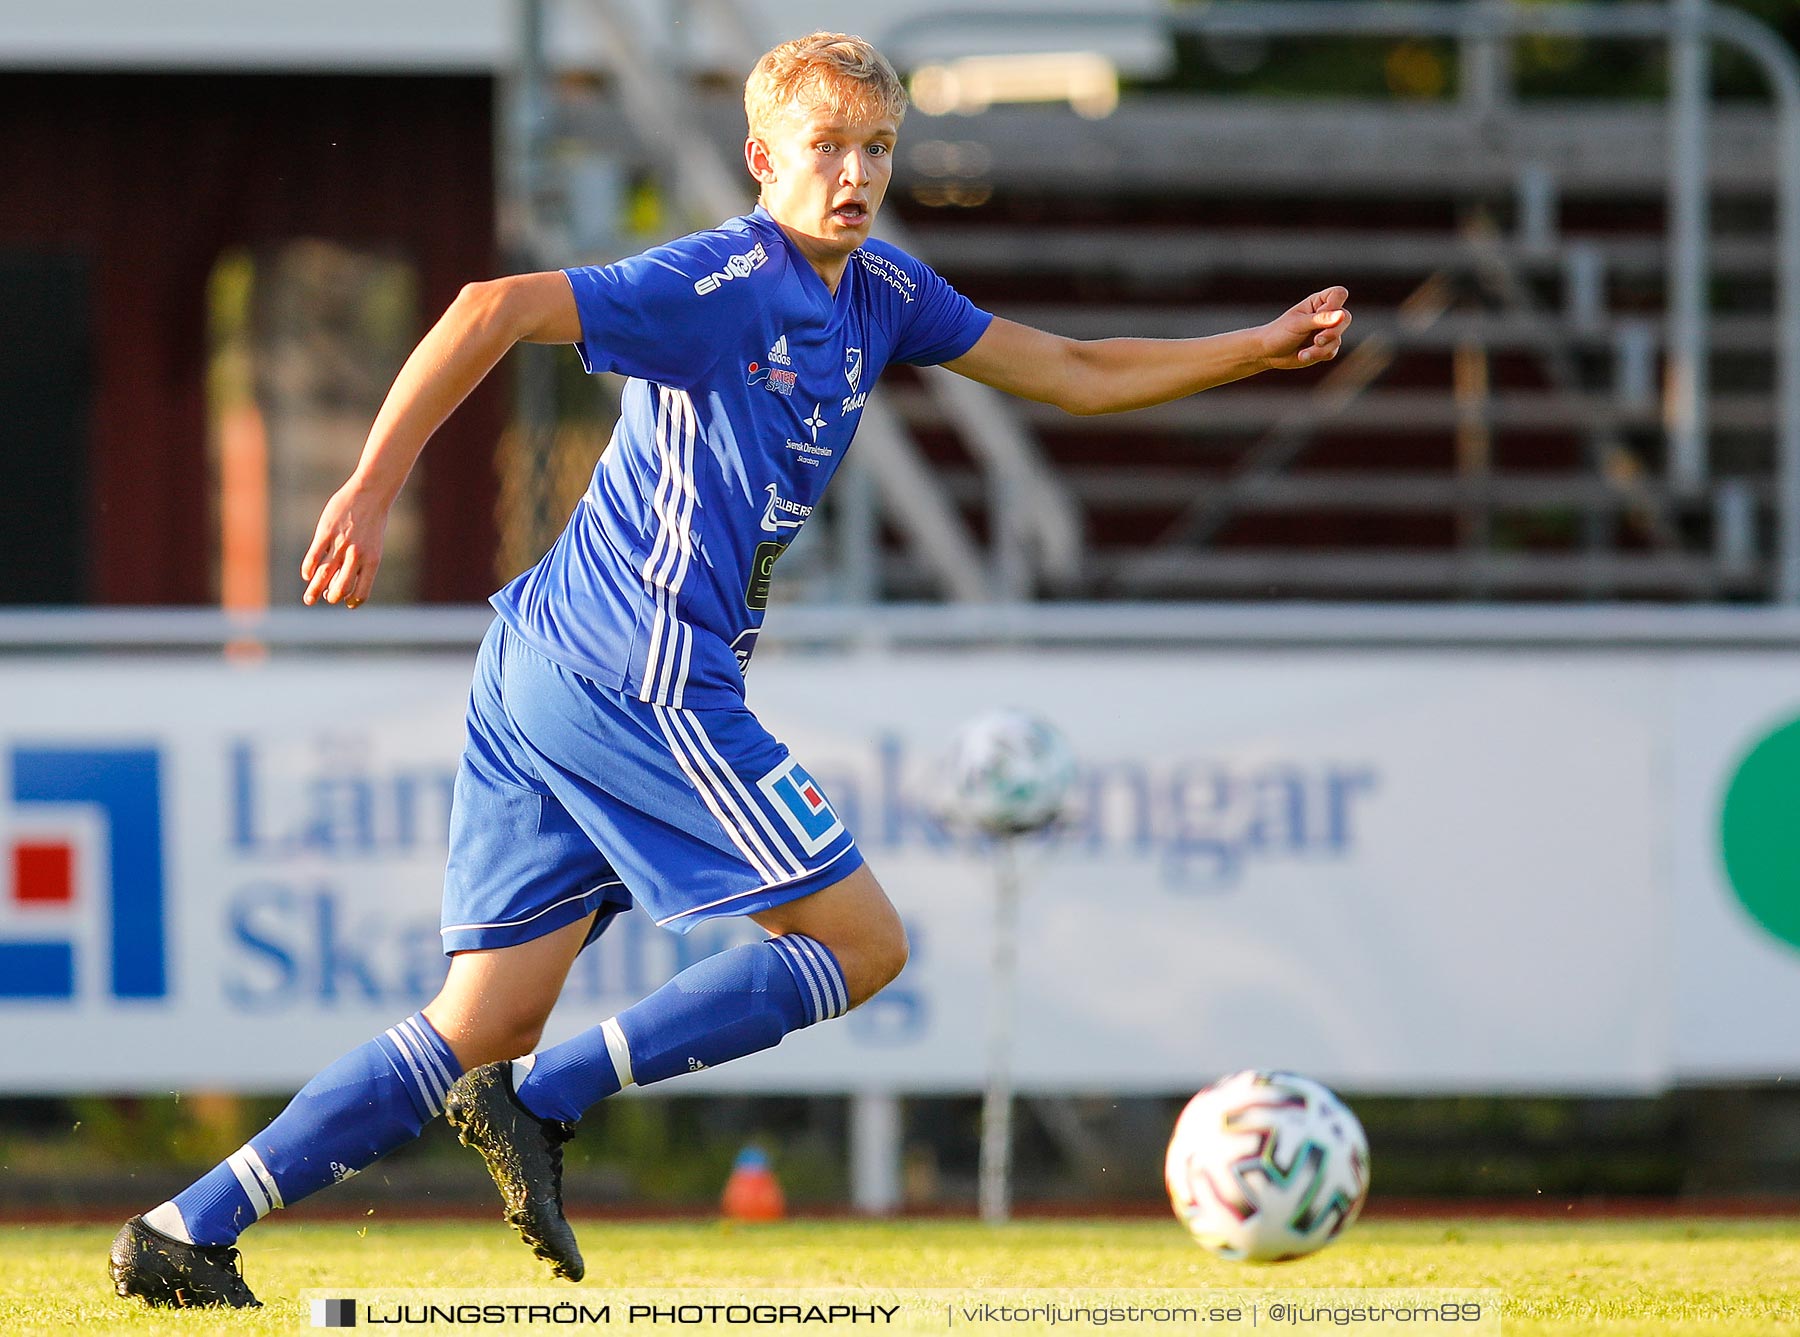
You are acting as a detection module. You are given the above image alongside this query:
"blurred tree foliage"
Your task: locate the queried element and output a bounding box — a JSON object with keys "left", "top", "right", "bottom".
{"left": 1147, "top": 0, "right": 1800, "bottom": 103}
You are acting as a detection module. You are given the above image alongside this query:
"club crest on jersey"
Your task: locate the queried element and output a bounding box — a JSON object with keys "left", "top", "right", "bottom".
{"left": 747, "top": 361, "right": 797, "bottom": 396}
{"left": 844, "top": 346, "right": 863, "bottom": 393}
{"left": 757, "top": 756, "right": 844, "bottom": 855}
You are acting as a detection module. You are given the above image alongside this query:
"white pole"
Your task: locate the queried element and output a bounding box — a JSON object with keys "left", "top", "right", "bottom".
{"left": 850, "top": 1090, "right": 903, "bottom": 1217}
{"left": 1668, "top": 0, "right": 1712, "bottom": 495}
{"left": 978, "top": 836, "right": 1023, "bottom": 1224}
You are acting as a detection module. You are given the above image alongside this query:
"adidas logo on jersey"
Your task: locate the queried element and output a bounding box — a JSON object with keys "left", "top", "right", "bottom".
{"left": 767, "top": 335, "right": 793, "bottom": 367}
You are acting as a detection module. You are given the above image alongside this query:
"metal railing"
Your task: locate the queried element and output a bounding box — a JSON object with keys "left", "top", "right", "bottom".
{"left": 889, "top": 1, "right": 1800, "bottom": 600}
{"left": 14, "top": 602, "right": 1800, "bottom": 652}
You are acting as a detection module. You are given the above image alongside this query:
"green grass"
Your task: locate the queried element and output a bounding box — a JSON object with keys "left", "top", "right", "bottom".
{"left": 6, "top": 1217, "right": 1799, "bottom": 1335}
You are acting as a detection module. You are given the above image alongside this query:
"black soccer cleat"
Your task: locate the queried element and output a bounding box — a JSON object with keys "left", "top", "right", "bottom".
{"left": 445, "top": 1061, "right": 585, "bottom": 1282}
{"left": 109, "top": 1214, "right": 263, "bottom": 1309}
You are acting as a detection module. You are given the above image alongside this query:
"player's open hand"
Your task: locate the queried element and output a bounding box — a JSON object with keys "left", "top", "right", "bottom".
{"left": 301, "top": 481, "right": 391, "bottom": 609}
{"left": 1260, "top": 287, "right": 1351, "bottom": 371}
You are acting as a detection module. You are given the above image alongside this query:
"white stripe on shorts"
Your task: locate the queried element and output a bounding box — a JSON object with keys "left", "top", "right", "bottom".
{"left": 651, "top": 704, "right": 792, "bottom": 884}
{"left": 669, "top": 708, "right": 813, "bottom": 874}
{"left": 650, "top": 845, "right": 859, "bottom": 928}
{"left": 439, "top": 883, "right": 625, "bottom": 938}
{"left": 664, "top": 706, "right": 805, "bottom": 877}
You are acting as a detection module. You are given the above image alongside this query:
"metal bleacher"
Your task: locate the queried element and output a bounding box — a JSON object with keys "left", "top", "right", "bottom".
{"left": 510, "top": 0, "right": 1800, "bottom": 604}
{"left": 887, "top": 91, "right": 1780, "bottom": 601}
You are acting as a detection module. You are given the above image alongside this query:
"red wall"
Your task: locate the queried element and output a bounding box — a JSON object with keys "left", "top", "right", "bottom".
{"left": 0, "top": 73, "right": 502, "bottom": 604}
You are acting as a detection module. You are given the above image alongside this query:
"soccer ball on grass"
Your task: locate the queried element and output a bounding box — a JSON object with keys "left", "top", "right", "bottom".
{"left": 1165, "top": 1069, "right": 1370, "bottom": 1262}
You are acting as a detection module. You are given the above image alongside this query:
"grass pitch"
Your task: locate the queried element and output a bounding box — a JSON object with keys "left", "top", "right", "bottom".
{"left": 5, "top": 1217, "right": 1798, "bottom": 1335}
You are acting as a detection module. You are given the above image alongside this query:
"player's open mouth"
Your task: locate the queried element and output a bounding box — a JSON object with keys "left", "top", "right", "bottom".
{"left": 832, "top": 203, "right": 868, "bottom": 225}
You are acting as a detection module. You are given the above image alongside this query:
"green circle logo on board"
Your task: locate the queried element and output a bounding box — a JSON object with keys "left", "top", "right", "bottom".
{"left": 1720, "top": 715, "right": 1800, "bottom": 951}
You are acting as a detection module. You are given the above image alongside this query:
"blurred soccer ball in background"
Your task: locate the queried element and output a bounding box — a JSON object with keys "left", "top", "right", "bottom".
{"left": 941, "top": 708, "right": 1077, "bottom": 837}
{"left": 1165, "top": 1069, "right": 1371, "bottom": 1262}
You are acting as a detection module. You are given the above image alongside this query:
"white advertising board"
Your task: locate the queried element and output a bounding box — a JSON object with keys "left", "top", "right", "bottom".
{"left": 1670, "top": 659, "right": 1800, "bottom": 1079}
{"left": 0, "top": 647, "right": 1679, "bottom": 1094}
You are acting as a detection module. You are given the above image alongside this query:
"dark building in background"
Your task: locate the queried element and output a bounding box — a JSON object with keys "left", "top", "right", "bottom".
{"left": 0, "top": 73, "right": 501, "bottom": 605}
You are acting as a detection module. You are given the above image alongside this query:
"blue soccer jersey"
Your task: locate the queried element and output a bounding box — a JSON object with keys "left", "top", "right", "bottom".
{"left": 489, "top": 207, "right": 992, "bottom": 707}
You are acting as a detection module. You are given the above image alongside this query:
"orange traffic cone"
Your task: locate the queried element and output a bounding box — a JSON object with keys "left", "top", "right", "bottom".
{"left": 721, "top": 1146, "right": 786, "bottom": 1221}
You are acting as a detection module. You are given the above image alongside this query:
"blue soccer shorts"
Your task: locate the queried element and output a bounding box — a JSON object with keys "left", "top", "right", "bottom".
{"left": 439, "top": 619, "right": 863, "bottom": 953}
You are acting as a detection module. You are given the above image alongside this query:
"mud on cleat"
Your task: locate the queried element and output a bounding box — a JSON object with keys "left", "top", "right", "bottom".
{"left": 445, "top": 1061, "right": 585, "bottom": 1282}
{"left": 109, "top": 1214, "right": 263, "bottom": 1309}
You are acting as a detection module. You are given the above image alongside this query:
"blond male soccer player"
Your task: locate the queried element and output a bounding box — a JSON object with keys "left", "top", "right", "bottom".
{"left": 110, "top": 33, "right": 1349, "bottom": 1307}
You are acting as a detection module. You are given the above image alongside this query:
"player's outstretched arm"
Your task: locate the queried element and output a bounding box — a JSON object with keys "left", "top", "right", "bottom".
{"left": 302, "top": 272, "right": 582, "bottom": 607}
{"left": 943, "top": 286, "right": 1350, "bottom": 417}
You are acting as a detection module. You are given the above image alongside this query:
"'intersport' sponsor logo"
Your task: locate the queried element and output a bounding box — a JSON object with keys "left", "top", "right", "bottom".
{"left": 747, "top": 362, "right": 796, "bottom": 396}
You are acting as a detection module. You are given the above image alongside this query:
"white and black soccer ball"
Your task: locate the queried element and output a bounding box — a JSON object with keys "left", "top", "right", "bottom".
{"left": 1165, "top": 1070, "right": 1370, "bottom": 1262}
{"left": 941, "top": 709, "right": 1077, "bottom": 837}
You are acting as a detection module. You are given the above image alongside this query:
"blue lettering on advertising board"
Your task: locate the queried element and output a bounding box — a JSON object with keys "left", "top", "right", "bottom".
{"left": 229, "top": 740, "right": 454, "bottom": 860}
{"left": 215, "top": 736, "right": 1375, "bottom": 1024}
{"left": 838, "top": 734, "right": 1378, "bottom": 892}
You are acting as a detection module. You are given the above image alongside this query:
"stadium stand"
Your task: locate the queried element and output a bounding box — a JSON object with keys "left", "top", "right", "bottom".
{"left": 518, "top": 1, "right": 1791, "bottom": 603}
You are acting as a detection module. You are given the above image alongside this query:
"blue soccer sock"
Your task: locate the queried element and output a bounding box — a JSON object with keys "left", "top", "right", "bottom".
{"left": 514, "top": 934, "right": 847, "bottom": 1124}
{"left": 147, "top": 1012, "right": 462, "bottom": 1247}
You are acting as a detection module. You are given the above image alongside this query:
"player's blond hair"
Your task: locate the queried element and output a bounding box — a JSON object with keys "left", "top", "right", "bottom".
{"left": 744, "top": 32, "right": 908, "bottom": 137}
